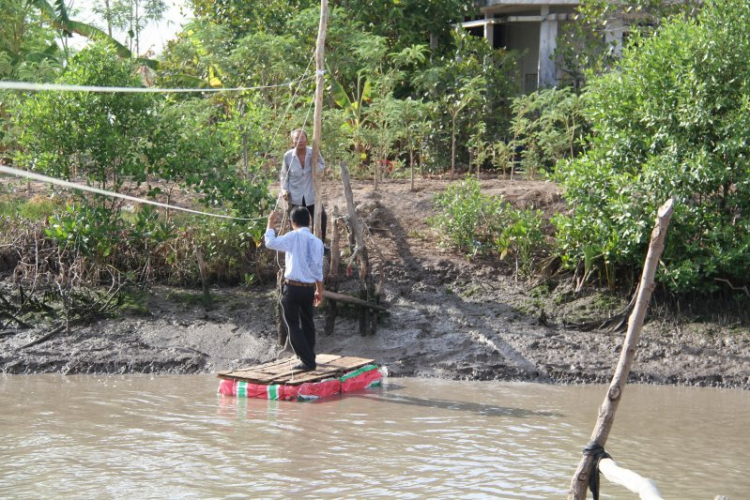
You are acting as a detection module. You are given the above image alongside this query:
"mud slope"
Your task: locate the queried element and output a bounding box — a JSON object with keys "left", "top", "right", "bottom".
{"left": 1, "top": 178, "right": 748, "bottom": 389}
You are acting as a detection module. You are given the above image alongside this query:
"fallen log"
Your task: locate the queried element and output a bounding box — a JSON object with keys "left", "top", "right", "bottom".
{"left": 323, "top": 290, "right": 387, "bottom": 313}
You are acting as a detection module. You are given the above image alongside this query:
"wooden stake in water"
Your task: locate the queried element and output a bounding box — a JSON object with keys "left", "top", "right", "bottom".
{"left": 567, "top": 199, "right": 674, "bottom": 500}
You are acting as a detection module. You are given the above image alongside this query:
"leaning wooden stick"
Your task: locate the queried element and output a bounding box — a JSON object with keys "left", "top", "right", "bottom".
{"left": 567, "top": 198, "right": 675, "bottom": 500}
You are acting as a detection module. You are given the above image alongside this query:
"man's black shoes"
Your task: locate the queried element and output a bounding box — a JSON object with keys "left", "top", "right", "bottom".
{"left": 292, "top": 363, "right": 315, "bottom": 371}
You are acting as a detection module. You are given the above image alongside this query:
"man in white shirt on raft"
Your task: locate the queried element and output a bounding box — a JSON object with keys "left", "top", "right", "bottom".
{"left": 265, "top": 207, "right": 325, "bottom": 371}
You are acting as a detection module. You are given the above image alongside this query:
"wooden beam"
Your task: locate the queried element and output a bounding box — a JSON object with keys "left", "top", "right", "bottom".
{"left": 323, "top": 290, "right": 387, "bottom": 313}
{"left": 567, "top": 199, "right": 674, "bottom": 499}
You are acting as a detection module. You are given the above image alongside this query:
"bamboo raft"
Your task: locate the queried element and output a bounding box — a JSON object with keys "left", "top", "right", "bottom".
{"left": 217, "top": 354, "right": 384, "bottom": 401}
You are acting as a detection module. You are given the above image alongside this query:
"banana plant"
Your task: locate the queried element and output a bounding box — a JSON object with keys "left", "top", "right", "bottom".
{"left": 331, "top": 70, "right": 372, "bottom": 163}
{"left": 28, "top": 0, "right": 158, "bottom": 69}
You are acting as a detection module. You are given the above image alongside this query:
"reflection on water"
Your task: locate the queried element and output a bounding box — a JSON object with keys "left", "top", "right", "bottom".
{"left": 1, "top": 375, "right": 748, "bottom": 499}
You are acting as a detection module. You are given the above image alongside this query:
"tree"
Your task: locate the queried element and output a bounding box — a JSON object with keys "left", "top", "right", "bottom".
{"left": 1, "top": 0, "right": 57, "bottom": 72}
{"left": 28, "top": 0, "right": 132, "bottom": 60}
{"left": 333, "top": 0, "right": 472, "bottom": 55}
{"left": 14, "top": 44, "right": 159, "bottom": 193}
{"left": 444, "top": 74, "right": 485, "bottom": 179}
{"left": 556, "top": 0, "right": 703, "bottom": 87}
{"left": 189, "top": 0, "right": 317, "bottom": 38}
{"left": 398, "top": 97, "right": 433, "bottom": 190}
{"left": 0, "top": 1, "right": 61, "bottom": 155}
{"left": 13, "top": 42, "right": 271, "bottom": 259}
{"left": 415, "top": 29, "right": 517, "bottom": 176}
{"left": 506, "top": 87, "right": 589, "bottom": 178}
{"left": 555, "top": 0, "right": 750, "bottom": 293}
{"left": 93, "top": 0, "right": 167, "bottom": 56}
{"left": 93, "top": 0, "right": 114, "bottom": 37}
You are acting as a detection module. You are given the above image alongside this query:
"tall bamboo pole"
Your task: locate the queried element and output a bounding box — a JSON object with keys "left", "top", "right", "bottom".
{"left": 567, "top": 198, "right": 675, "bottom": 499}
{"left": 311, "top": 0, "right": 328, "bottom": 240}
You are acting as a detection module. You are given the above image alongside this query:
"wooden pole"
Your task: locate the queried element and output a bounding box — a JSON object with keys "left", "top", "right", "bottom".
{"left": 567, "top": 198, "right": 674, "bottom": 500}
{"left": 277, "top": 0, "right": 327, "bottom": 347}
{"left": 311, "top": 0, "right": 328, "bottom": 240}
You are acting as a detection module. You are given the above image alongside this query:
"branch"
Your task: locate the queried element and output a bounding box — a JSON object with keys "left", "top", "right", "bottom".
{"left": 20, "top": 323, "right": 66, "bottom": 349}
{"left": 714, "top": 278, "right": 750, "bottom": 298}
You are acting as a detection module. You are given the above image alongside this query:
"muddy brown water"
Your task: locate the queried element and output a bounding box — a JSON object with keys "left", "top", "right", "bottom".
{"left": 1, "top": 376, "right": 748, "bottom": 499}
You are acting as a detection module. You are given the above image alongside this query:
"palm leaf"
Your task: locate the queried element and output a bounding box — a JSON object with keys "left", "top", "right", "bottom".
{"left": 66, "top": 20, "right": 132, "bottom": 58}
{"left": 28, "top": 0, "right": 133, "bottom": 58}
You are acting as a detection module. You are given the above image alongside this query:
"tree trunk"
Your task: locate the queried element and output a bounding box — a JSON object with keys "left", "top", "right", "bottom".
{"left": 567, "top": 199, "right": 675, "bottom": 500}
{"left": 409, "top": 147, "right": 415, "bottom": 191}
{"left": 340, "top": 162, "right": 377, "bottom": 335}
{"left": 324, "top": 212, "right": 341, "bottom": 335}
{"left": 194, "top": 244, "right": 211, "bottom": 310}
{"left": 134, "top": 0, "right": 140, "bottom": 56}
{"left": 450, "top": 115, "right": 457, "bottom": 179}
{"left": 105, "top": 0, "right": 113, "bottom": 37}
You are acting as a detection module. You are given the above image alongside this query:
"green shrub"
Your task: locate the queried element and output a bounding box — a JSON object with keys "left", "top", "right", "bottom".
{"left": 506, "top": 87, "right": 589, "bottom": 177}
{"left": 46, "top": 203, "right": 122, "bottom": 258}
{"left": 153, "top": 217, "right": 265, "bottom": 286}
{"left": 430, "top": 177, "right": 506, "bottom": 256}
{"left": 496, "top": 207, "right": 546, "bottom": 278}
{"left": 555, "top": 0, "right": 750, "bottom": 292}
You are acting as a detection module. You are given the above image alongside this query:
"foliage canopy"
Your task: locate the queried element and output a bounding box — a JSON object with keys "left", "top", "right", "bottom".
{"left": 555, "top": 0, "right": 750, "bottom": 292}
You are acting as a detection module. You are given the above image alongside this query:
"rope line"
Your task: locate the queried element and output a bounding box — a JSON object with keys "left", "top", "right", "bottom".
{"left": 0, "top": 75, "right": 316, "bottom": 94}
{"left": 583, "top": 441, "right": 612, "bottom": 500}
{"left": 0, "top": 165, "right": 264, "bottom": 222}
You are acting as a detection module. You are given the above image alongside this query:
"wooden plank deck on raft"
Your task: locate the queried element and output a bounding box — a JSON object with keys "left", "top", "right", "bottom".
{"left": 217, "top": 354, "right": 376, "bottom": 386}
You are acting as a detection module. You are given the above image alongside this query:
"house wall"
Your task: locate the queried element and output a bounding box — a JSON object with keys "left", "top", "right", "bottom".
{"left": 501, "top": 22, "right": 540, "bottom": 92}
{"left": 468, "top": 2, "right": 584, "bottom": 91}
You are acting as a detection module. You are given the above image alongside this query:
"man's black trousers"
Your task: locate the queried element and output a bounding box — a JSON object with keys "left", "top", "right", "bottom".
{"left": 291, "top": 203, "right": 327, "bottom": 242}
{"left": 281, "top": 284, "right": 316, "bottom": 369}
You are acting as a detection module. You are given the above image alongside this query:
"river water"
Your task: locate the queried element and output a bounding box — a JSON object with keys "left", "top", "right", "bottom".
{"left": 1, "top": 375, "right": 748, "bottom": 500}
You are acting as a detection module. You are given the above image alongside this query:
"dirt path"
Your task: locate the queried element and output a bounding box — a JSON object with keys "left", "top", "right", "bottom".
{"left": 1, "top": 177, "right": 749, "bottom": 389}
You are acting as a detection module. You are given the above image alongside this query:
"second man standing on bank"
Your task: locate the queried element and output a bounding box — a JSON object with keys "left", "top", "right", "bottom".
{"left": 280, "top": 128, "right": 328, "bottom": 243}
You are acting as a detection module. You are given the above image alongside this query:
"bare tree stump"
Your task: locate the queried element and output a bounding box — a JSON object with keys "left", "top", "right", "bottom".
{"left": 194, "top": 244, "right": 211, "bottom": 310}
{"left": 340, "top": 162, "right": 378, "bottom": 336}
{"left": 324, "top": 210, "right": 342, "bottom": 335}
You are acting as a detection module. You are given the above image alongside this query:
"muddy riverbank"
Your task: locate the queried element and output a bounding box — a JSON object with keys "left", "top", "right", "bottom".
{"left": 1, "top": 178, "right": 749, "bottom": 389}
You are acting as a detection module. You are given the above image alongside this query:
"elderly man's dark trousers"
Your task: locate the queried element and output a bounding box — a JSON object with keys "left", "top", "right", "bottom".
{"left": 281, "top": 284, "right": 316, "bottom": 369}
{"left": 291, "top": 203, "right": 327, "bottom": 242}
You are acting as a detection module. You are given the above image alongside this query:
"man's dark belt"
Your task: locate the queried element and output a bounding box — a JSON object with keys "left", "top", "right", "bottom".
{"left": 284, "top": 279, "right": 315, "bottom": 287}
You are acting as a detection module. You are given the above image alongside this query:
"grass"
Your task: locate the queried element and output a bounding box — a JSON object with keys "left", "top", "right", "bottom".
{"left": 0, "top": 196, "right": 59, "bottom": 221}
{"left": 116, "top": 290, "right": 150, "bottom": 316}
{"left": 165, "top": 289, "right": 220, "bottom": 308}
